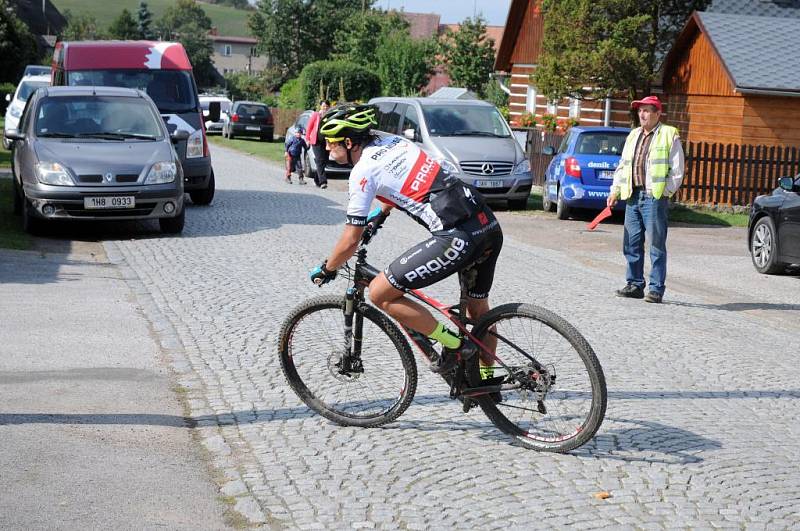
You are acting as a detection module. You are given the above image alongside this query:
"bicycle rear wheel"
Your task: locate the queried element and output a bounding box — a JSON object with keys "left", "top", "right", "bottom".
{"left": 468, "top": 303, "right": 606, "bottom": 452}
{"left": 278, "top": 295, "right": 417, "bottom": 427}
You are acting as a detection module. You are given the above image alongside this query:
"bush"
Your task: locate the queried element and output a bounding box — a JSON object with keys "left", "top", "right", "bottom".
{"left": 298, "top": 60, "right": 381, "bottom": 110}
{"left": 278, "top": 78, "right": 302, "bottom": 109}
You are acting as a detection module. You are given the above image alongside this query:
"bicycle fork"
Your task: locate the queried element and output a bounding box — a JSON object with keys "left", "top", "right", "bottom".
{"left": 338, "top": 288, "right": 364, "bottom": 376}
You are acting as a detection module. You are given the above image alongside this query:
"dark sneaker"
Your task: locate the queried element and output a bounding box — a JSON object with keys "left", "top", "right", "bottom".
{"left": 615, "top": 284, "right": 644, "bottom": 299}
{"left": 430, "top": 338, "right": 478, "bottom": 374}
{"left": 320, "top": 183, "right": 328, "bottom": 189}
{"left": 644, "top": 291, "right": 663, "bottom": 303}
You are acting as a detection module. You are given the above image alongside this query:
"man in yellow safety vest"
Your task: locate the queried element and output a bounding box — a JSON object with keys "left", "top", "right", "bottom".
{"left": 607, "top": 95, "right": 685, "bottom": 304}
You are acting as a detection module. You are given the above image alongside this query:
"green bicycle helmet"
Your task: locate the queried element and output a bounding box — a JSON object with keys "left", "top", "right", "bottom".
{"left": 319, "top": 103, "right": 377, "bottom": 143}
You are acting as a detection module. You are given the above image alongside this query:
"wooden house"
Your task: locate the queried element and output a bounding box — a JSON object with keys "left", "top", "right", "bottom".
{"left": 494, "top": 0, "right": 630, "bottom": 128}
{"left": 662, "top": 11, "right": 800, "bottom": 146}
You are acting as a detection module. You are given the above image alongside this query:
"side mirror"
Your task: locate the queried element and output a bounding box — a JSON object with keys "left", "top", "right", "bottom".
{"left": 542, "top": 146, "right": 555, "bottom": 156}
{"left": 208, "top": 101, "right": 221, "bottom": 123}
{"left": 170, "top": 129, "right": 190, "bottom": 143}
{"left": 778, "top": 175, "right": 796, "bottom": 192}
{"left": 4, "top": 129, "right": 24, "bottom": 141}
{"left": 403, "top": 128, "right": 416, "bottom": 141}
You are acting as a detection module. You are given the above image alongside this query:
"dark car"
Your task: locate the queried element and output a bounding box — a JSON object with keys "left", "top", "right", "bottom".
{"left": 6, "top": 85, "right": 186, "bottom": 234}
{"left": 223, "top": 101, "right": 274, "bottom": 141}
{"left": 542, "top": 126, "right": 631, "bottom": 219}
{"left": 285, "top": 110, "right": 352, "bottom": 179}
{"left": 748, "top": 175, "right": 800, "bottom": 274}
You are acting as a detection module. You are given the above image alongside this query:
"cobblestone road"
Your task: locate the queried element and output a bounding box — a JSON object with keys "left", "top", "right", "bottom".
{"left": 106, "top": 145, "right": 800, "bottom": 529}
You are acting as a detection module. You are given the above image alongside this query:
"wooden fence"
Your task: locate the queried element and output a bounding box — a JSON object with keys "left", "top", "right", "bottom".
{"left": 522, "top": 128, "right": 797, "bottom": 206}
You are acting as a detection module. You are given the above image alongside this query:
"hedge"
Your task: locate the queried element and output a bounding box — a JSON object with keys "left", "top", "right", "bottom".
{"left": 298, "top": 61, "right": 381, "bottom": 110}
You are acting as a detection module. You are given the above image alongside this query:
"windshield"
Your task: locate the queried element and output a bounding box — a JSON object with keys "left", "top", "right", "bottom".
{"left": 17, "top": 81, "right": 49, "bottom": 102}
{"left": 67, "top": 69, "right": 198, "bottom": 113}
{"left": 421, "top": 104, "right": 511, "bottom": 138}
{"left": 575, "top": 133, "right": 628, "bottom": 155}
{"left": 35, "top": 95, "right": 164, "bottom": 139}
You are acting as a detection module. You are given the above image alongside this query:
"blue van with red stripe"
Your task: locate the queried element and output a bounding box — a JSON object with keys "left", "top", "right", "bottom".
{"left": 542, "top": 126, "right": 630, "bottom": 220}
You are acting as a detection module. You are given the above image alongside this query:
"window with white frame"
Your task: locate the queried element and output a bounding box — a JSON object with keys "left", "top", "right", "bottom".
{"left": 223, "top": 44, "right": 232, "bottom": 57}
{"left": 569, "top": 98, "right": 581, "bottom": 119}
{"left": 526, "top": 85, "right": 536, "bottom": 113}
{"left": 250, "top": 47, "right": 257, "bottom": 57}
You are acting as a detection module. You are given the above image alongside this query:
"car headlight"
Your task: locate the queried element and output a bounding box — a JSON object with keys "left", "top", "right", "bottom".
{"left": 9, "top": 106, "right": 22, "bottom": 118}
{"left": 186, "top": 128, "right": 203, "bottom": 158}
{"left": 145, "top": 161, "right": 177, "bottom": 184}
{"left": 36, "top": 162, "right": 75, "bottom": 186}
{"left": 513, "top": 159, "right": 531, "bottom": 174}
{"left": 437, "top": 158, "right": 461, "bottom": 175}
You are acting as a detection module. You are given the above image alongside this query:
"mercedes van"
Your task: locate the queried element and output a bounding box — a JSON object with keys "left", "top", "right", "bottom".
{"left": 51, "top": 40, "right": 215, "bottom": 205}
{"left": 370, "top": 97, "right": 532, "bottom": 209}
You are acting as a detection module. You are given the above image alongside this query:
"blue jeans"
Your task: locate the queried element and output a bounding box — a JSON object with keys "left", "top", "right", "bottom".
{"left": 622, "top": 189, "right": 669, "bottom": 295}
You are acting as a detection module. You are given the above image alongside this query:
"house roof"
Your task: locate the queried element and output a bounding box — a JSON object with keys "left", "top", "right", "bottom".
{"left": 8, "top": 0, "right": 66, "bottom": 35}
{"left": 428, "top": 87, "right": 478, "bottom": 100}
{"left": 400, "top": 12, "right": 441, "bottom": 39}
{"left": 495, "top": 0, "right": 537, "bottom": 71}
{"left": 209, "top": 35, "right": 257, "bottom": 44}
{"left": 664, "top": 11, "right": 800, "bottom": 96}
{"left": 706, "top": 0, "right": 800, "bottom": 18}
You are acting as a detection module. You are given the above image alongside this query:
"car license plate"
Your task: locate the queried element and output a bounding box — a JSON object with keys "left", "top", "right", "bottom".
{"left": 84, "top": 196, "right": 135, "bottom": 209}
{"left": 598, "top": 170, "right": 615, "bottom": 180}
{"left": 474, "top": 179, "right": 504, "bottom": 188}
{"left": 246, "top": 126, "right": 260, "bottom": 131}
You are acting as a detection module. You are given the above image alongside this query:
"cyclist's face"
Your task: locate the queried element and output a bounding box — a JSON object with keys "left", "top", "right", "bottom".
{"left": 326, "top": 139, "right": 347, "bottom": 163}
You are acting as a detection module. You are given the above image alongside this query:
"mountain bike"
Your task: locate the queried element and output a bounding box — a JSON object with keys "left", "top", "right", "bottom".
{"left": 278, "top": 215, "right": 607, "bottom": 453}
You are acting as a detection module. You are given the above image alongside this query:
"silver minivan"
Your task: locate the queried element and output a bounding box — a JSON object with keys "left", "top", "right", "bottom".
{"left": 369, "top": 97, "right": 532, "bottom": 209}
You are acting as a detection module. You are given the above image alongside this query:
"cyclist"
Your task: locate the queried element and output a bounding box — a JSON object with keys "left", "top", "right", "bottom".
{"left": 309, "top": 103, "right": 504, "bottom": 374}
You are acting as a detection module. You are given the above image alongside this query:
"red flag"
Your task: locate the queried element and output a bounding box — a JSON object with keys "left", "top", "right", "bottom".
{"left": 587, "top": 206, "right": 613, "bottom": 230}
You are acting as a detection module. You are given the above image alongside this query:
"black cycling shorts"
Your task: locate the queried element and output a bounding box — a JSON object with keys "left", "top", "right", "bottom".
{"left": 385, "top": 209, "right": 503, "bottom": 299}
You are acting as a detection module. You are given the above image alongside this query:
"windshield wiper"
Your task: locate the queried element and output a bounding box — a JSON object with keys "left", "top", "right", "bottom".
{"left": 37, "top": 132, "right": 78, "bottom": 138}
{"left": 450, "top": 130, "right": 506, "bottom": 137}
{"left": 76, "top": 132, "right": 157, "bottom": 140}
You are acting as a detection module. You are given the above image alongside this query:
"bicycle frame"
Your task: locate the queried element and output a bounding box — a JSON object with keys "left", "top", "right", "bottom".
{"left": 340, "top": 232, "right": 548, "bottom": 401}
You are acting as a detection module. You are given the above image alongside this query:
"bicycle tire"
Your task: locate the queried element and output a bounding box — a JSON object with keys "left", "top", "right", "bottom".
{"left": 467, "top": 303, "right": 607, "bottom": 452}
{"left": 278, "top": 295, "right": 418, "bottom": 427}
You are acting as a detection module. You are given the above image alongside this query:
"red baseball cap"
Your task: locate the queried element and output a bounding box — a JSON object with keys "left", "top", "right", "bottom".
{"left": 631, "top": 95, "right": 663, "bottom": 112}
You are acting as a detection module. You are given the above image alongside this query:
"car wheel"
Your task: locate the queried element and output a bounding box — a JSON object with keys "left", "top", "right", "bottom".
{"left": 22, "top": 196, "right": 42, "bottom": 235}
{"left": 750, "top": 216, "right": 785, "bottom": 274}
{"left": 12, "top": 176, "right": 22, "bottom": 216}
{"left": 303, "top": 153, "right": 313, "bottom": 180}
{"left": 542, "top": 184, "right": 555, "bottom": 212}
{"left": 508, "top": 197, "right": 528, "bottom": 210}
{"left": 189, "top": 169, "right": 215, "bottom": 205}
{"left": 159, "top": 206, "right": 185, "bottom": 234}
{"left": 556, "top": 187, "right": 570, "bottom": 220}
{"left": 228, "top": 128, "right": 235, "bottom": 140}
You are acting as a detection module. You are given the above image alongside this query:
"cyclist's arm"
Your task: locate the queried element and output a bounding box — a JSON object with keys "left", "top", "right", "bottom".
{"left": 325, "top": 225, "right": 364, "bottom": 270}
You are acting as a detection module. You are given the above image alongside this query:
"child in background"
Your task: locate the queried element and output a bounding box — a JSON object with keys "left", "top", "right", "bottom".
{"left": 284, "top": 127, "right": 309, "bottom": 184}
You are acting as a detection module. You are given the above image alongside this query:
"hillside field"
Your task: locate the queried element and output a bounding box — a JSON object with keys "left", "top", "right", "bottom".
{"left": 51, "top": 0, "right": 253, "bottom": 37}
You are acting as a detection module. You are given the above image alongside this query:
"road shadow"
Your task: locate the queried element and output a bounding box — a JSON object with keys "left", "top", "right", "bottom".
{"left": 665, "top": 300, "right": 800, "bottom": 311}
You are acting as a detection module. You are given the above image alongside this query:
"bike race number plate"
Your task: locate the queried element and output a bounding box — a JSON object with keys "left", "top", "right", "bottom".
{"left": 84, "top": 196, "right": 135, "bottom": 209}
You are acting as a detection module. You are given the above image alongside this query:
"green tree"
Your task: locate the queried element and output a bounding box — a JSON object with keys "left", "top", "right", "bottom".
{"left": 332, "top": 10, "right": 409, "bottom": 66}
{"left": 375, "top": 31, "right": 436, "bottom": 96}
{"left": 533, "top": 0, "right": 710, "bottom": 103}
{"left": 439, "top": 16, "right": 496, "bottom": 97}
{"left": 137, "top": 1, "right": 155, "bottom": 39}
{"left": 248, "top": 0, "right": 370, "bottom": 82}
{"left": 108, "top": 9, "right": 140, "bottom": 40}
{"left": 0, "top": 0, "right": 40, "bottom": 83}
{"left": 61, "top": 9, "right": 106, "bottom": 40}
{"left": 155, "top": 0, "right": 215, "bottom": 86}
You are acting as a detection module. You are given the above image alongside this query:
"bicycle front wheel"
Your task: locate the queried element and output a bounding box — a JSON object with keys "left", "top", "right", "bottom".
{"left": 278, "top": 295, "right": 418, "bottom": 427}
{"left": 469, "top": 303, "right": 607, "bottom": 452}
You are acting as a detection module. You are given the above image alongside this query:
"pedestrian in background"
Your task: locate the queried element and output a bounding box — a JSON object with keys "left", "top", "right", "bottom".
{"left": 305, "top": 99, "right": 330, "bottom": 189}
{"left": 284, "top": 127, "right": 309, "bottom": 184}
{"left": 607, "top": 95, "right": 684, "bottom": 304}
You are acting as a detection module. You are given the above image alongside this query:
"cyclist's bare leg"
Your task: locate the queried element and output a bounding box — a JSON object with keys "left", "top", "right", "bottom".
{"left": 466, "top": 298, "right": 496, "bottom": 366}
{"left": 368, "top": 273, "right": 439, "bottom": 335}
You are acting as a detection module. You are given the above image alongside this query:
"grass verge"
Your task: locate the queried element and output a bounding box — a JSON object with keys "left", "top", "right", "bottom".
{"left": 208, "top": 135, "right": 286, "bottom": 165}
{"left": 0, "top": 179, "right": 31, "bottom": 250}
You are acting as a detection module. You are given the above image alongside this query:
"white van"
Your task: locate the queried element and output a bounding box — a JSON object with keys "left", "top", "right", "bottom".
{"left": 4, "top": 74, "right": 50, "bottom": 149}
{"left": 369, "top": 97, "right": 533, "bottom": 209}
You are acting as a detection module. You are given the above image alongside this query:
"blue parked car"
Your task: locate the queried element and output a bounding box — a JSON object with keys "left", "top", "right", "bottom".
{"left": 542, "top": 126, "right": 631, "bottom": 219}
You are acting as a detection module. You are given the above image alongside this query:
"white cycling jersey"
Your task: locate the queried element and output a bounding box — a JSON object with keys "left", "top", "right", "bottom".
{"left": 346, "top": 135, "right": 482, "bottom": 232}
